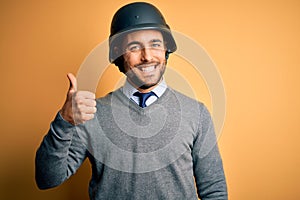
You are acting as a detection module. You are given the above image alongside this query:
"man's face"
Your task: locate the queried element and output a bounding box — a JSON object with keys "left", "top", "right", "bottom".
{"left": 121, "top": 30, "right": 167, "bottom": 91}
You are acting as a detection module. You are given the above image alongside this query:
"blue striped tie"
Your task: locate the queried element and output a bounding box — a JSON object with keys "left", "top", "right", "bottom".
{"left": 133, "top": 91, "right": 155, "bottom": 108}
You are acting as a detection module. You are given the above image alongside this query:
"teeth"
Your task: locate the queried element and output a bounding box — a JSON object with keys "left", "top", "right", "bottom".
{"left": 141, "top": 66, "right": 155, "bottom": 72}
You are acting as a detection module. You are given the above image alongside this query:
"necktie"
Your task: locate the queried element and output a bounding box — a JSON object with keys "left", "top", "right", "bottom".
{"left": 133, "top": 91, "right": 155, "bottom": 108}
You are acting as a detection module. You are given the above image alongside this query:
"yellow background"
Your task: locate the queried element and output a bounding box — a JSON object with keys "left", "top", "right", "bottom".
{"left": 1, "top": 0, "right": 300, "bottom": 199}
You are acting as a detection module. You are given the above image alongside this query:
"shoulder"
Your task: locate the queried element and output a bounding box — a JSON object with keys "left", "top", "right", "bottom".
{"left": 95, "top": 88, "right": 124, "bottom": 104}
{"left": 167, "top": 87, "right": 205, "bottom": 108}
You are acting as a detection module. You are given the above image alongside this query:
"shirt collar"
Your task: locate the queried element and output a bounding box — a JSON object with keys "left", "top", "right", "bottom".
{"left": 122, "top": 78, "right": 167, "bottom": 99}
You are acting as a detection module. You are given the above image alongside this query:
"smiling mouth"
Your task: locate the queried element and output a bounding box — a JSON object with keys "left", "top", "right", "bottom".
{"left": 141, "top": 65, "right": 155, "bottom": 72}
{"left": 137, "top": 64, "right": 157, "bottom": 73}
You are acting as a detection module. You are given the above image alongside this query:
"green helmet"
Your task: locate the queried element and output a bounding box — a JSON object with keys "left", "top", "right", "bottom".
{"left": 109, "top": 2, "right": 177, "bottom": 68}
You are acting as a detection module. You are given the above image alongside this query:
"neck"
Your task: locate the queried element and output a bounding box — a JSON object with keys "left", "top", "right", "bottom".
{"left": 128, "top": 78, "right": 163, "bottom": 93}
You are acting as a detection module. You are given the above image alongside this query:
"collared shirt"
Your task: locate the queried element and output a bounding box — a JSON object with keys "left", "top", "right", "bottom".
{"left": 121, "top": 78, "right": 167, "bottom": 107}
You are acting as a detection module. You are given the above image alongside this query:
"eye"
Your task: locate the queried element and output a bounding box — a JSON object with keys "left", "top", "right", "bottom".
{"left": 128, "top": 44, "right": 141, "bottom": 52}
{"left": 152, "top": 43, "right": 161, "bottom": 48}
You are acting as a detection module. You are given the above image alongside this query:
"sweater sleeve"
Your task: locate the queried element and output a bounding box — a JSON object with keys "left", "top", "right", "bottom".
{"left": 35, "top": 112, "right": 88, "bottom": 189}
{"left": 192, "top": 104, "right": 228, "bottom": 200}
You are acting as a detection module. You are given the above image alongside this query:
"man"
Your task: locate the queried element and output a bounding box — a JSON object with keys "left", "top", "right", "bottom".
{"left": 35, "top": 2, "right": 228, "bottom": 199}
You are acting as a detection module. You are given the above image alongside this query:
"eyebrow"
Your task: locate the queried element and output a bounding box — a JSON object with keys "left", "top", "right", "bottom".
{"left": 126, "top": 39, "right": 163, "bottom": 47}
{"left": 150, "top": 39, "right": 163, "bottom": 43}
{"left": 126, "top": 41, "right": 141, "bottom": 47}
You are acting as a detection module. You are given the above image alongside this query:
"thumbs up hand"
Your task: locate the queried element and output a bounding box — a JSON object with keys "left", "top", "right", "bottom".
{"left": 60, "top": 73, "right": 97, "bottom": 125}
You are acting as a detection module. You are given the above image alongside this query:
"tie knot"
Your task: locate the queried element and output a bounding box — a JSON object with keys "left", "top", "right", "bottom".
{"left": 133, "top": 91, "right": 156, "bottom": 108}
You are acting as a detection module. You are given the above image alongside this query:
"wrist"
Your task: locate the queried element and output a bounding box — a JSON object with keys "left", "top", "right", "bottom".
{"left": 59, "top": 109, "right": 75, "bottom": 125}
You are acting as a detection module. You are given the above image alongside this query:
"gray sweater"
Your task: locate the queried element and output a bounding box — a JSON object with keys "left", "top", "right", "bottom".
{"left": 35, "top": 88, "right": 227, "bottom": 199}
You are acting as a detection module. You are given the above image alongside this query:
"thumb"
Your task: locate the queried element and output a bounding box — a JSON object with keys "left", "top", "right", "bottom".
{"left": 67, "top": 73, "right": 77, "bottom": 93}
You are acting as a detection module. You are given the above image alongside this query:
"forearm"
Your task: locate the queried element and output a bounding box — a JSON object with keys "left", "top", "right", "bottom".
{"left": 194, "top": 144, "right": 228, "bottom": 200}
{"left": 35, "top": 113, "right": 86, "bottom": 189}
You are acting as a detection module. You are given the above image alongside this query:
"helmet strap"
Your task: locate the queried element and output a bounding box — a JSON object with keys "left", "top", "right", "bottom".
{"left": 165, "top": 50, "right": 171, "bottom": 60}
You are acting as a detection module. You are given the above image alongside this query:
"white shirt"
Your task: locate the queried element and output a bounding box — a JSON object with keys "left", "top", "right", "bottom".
{"left": 121, "top": 78, "right": 167, "bottom": 107}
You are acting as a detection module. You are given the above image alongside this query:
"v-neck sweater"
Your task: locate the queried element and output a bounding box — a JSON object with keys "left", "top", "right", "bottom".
{"left": 36, "top": 88, "right": 227, "bottom": 200}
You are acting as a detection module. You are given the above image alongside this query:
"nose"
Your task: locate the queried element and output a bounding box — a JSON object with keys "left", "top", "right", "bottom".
{"left": 140, "top": 47, "right": 153, "bottom": 62}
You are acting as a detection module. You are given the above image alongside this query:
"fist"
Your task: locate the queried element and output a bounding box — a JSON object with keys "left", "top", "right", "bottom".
{"left": 60, "top": 73, "right": 97, "bottom": 125}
